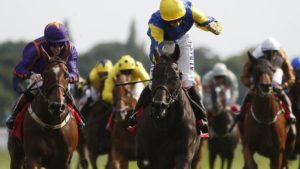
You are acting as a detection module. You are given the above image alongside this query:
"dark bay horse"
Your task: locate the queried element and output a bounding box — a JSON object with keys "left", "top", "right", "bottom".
{"left": 73, "top": 78, "right": 112, "bottom": 169}
{"left": 110, "top": 73, "right": 138, "bottom": 169}
{"left": 289, "top": 69, "right": 300, "bottom": 168}
{"left": 240, "top": 53, "right": 294, "bottom": 169}
{"left": 137, "top": 47, "right": 200, "bottom": 169}
{"left": 208, "top": 85, "right": 239, "bottom": 169}
{"left": 8, "top": 49, "right": 78, "bottom": 169}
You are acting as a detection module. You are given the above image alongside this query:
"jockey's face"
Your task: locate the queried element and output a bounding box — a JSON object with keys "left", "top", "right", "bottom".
{"left": 49, "top": 42, "right": 65, "bottom": 56}
{"left": 262, "top": 50, "right": 279, "bottom": 62}
{"left": 167, "top": 19, "right": 183, "bottom": 28}
{"left": 214, "top": 75, "right": 226, "bottom": 86}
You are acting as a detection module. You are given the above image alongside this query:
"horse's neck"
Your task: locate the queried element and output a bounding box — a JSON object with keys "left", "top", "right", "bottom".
{"left": 252, "top": 94, "right": 280, "bottom": 116}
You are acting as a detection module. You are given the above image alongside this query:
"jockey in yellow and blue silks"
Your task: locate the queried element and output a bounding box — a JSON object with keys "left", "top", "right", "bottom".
{"left": 128, "top": 0, "right": 222, "bottom": 137}
{"left": 102, "top": 55, "right": 149, "bottom": 103}
{"left": 6, "top": 21, "right": 84, "bottom": 129}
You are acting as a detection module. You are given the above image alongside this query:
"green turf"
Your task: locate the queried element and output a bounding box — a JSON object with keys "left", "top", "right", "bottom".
{"left": 1, "top": 144, "right": 299, "bottom": 169}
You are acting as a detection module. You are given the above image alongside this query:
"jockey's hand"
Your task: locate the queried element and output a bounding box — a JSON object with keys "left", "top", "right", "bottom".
{"left": 30, "top": 73, "right": 42, "bottom": 81}
{"left": 207, "top": 21, "right": 222, "bottom": 35}
{"left": 273, "top": 83, "right": 283, "bottom": 93}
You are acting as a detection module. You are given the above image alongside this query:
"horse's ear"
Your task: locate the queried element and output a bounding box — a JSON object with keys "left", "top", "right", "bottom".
{"left": 172, "top": 44, "right": 180, "bottom": 62}
{"left": 247, "top": 51, "right": 257, "bottom": 64}
{"left": 153, "top": 48, "right": 160, "bottom": 63}
{"left": 41, "top": 47, "right": 51, "bottom": 63}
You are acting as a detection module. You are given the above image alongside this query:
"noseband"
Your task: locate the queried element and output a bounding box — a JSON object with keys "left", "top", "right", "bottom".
{"left": 152, "top": 84, "right": 181, "bottom": 109}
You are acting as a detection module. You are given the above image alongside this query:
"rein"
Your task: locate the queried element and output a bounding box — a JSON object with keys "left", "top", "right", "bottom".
{"left": 115, "top": 79, "right": 152, "bottom": 86}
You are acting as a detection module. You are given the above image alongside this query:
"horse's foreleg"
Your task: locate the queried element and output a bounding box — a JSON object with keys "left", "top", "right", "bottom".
{"left": 270, "top": 151, "right": 284, "bottom": 169}
{"left": 226, "top": 152, "right": 234, "bottom": 169}
{"left": 174, "top": 154, "right": 191, "bottom": 169}
{"left": 242, "top": 145, "right": 257, "bottom": 169}
{"left": 88, "top": 150, "right": 98, "bottom": 169}
{"left": 111, "top": 148, "right": 122, "bottom": 169}
{"left": 209, "top": 151, "right": 216, "bottom": 169}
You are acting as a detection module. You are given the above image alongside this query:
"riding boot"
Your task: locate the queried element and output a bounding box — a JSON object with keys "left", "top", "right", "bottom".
{"left": 66, "top": 91, "right": 86, "bottom": 128}
{"left": 278, "top": 91, "right": 297, "bottom": 124}
{"left": 187, "top": 86, "right": 209, "bottom": 136}
{"left": 238, "top": 92, "right": 252, "bottom": 121}
{"left": 6, "top": 92, "right": 33, "bottom": 130}
{"left": 128, "top": 86, "right": 152, "bottom": 127}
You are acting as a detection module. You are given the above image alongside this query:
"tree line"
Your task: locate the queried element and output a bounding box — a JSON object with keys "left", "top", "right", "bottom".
{"left": 0, "top": 21, "right": 249, "bottom": 125}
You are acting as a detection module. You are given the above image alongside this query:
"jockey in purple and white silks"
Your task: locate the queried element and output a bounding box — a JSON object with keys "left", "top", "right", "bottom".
{"left": 6, "top": 21, "right": 83, "bottom": 129}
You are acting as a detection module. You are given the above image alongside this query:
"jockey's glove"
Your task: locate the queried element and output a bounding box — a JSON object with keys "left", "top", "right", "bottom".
{"left": 207, "top": 21, "right": 222, "bottom": 35}
{"left": 30, "top": 73, "right": 42, "bottom": 81}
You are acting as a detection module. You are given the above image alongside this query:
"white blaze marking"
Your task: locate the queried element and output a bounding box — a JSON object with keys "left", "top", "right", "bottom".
{"left": 52, "top": 66, "right": 60, "bottom": 75}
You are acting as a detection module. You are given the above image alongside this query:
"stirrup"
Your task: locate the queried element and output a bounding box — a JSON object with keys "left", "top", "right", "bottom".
{"left": 6, "top": 116, "right": 15, "bottom": 130}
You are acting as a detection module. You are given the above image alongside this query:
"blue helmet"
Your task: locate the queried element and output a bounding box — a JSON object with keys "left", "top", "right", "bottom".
{"left": 44, "top": 21, "right": 68, "bottom": 43}
{"left": 291, "top": 57, "right": 300, "bottom": 70}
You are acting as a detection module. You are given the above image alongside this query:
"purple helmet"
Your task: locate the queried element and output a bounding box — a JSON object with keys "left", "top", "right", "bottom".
{"left": 44, "top": 21, "right": 68, "bottom": 43}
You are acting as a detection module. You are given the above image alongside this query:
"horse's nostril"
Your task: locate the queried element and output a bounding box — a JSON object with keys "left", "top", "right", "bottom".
{"left": 60, "top": 104, "right": 66, "bottom": 111}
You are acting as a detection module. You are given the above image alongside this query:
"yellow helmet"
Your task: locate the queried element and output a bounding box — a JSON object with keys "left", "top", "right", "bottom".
{"left": 160, "top": 0, "right": 186, "bottom": 21}
{"left": 95, "top": 59, "right": 113, "bottom": 72}
{"left": 117, "top": 55, "right": 136, "bottom": 70}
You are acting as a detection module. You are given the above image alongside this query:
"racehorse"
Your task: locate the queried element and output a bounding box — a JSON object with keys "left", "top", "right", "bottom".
{"left": 240, "top": 52, "right": 294, "bottom": 169}
{"left": 72, "top": 76, "right": 112, "bottom": 169}
{"left": 136, "top": 46, "right": 200, "bottom": 169}
{"left": 208, "top": 84, "right": 239, "bottom": 169}
{"left": 110, "top": 73, "right": 138, "bottom": 169}
{"left": 8, "top": 48, "right": 78, "bottom": 169}
{"left": 289, "top": 69, "right": 300, "bottom": 169}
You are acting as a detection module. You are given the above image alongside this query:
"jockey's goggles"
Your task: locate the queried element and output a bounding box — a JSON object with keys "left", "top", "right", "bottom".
{"left": 120, "top": 69, "right": 133, "bottom": 75}
{"left": 48, "top": 42, "right": 65, "bottom": 48}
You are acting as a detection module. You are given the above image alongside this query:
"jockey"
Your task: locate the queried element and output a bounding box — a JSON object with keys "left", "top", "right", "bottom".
{"left": 6, "top": 21, "right": 84, "bottom": 129}
{"left": 76, "top": 59, "right": 113, "bottom": 110}
{"left": 102, "top": 55, "right": 150, "bottom": 103}
{"left": 128, "top": 0, "right": 222, "bottom": 136}
{"left": 240, "top": 37, "right": 296, "bottom": 124}
{"left": 202, "top": 63, "right": 239, "bottom": 113}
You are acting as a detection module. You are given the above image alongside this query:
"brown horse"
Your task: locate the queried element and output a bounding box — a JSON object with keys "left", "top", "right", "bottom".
{"left": 208, "top": 85, "right": 239, "bottom": 169}
{"left": 136, "top": 47, "right": 200, "bottom": 169}
{"left": 289, "top": 69, "right": 300, "bottom": 168}
{"left": 110, "top": 73, "right": 137, "bottom": 169}
{"left": 8, "top": 51, "right": 78, "bottom": 169}
{"left": 73, "top": 79, "right": 112, "bottom": 169}
{"left": 240, "top": 53, "right": 293, "bottom": 169}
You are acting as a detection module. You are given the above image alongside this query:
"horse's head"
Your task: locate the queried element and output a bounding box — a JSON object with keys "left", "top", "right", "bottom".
{"left": 248, "top": 52, "right": 275, "bottom": 97}
{"left": 112, "top": 73, "right": 136, "bottom": 121}
{"left": 151, "top": 44, "right": 182, "bottom": 119}
{"left": 40, "top": 48, "right": 69, "bottom": 115}
{"left": 211, "top": 85, "right": 228, "bottom": 116}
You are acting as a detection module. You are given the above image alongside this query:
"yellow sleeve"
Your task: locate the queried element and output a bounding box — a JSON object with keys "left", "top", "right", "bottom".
{"left": 102, "top": 65, "right": 118, "bottom": 103}
{"left": 88, "top": 67, "right": 100, "bottom": 90}
{"left": 134, "top": 62, "right": 150, "bottom": 86}
{"left": 149, "top": 23, "right": 164, "bottom": 44}
{"left": 191, "top": 4, "right": 209, "bottom": 31}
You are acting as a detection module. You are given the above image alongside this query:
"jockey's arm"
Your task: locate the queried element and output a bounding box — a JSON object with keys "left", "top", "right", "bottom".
{"left": 67, "top": 45, "right": 80, "bottom": 83}
{"left": 13, "top": 43, "right": 37, "bottom": 79}
{"left": 279, "top": 48, "right": 295, "bottom": 89}
{"left": 228, "top": 72, "right": 239, "bottom": 104}
{"left": 102, "top": 66, "right": 118, "bottom": 103}
{"left": 191, "top": 4, "right": 222, "bottom": 35}
{"left": 148, "top": 23, "right": 164, "bottom": 63}
{"left": 240, "top": 58, "right": 253, "bottom": 88}
{"left": 134, "top": 62, "right": 150, "bottom": 86}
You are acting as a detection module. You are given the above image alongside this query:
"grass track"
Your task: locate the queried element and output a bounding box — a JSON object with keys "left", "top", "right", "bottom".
{"left": 1, "top": 144, "right": 299, "bottom": 169}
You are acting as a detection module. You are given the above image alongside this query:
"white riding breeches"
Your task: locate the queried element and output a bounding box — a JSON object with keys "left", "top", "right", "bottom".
{"left": 149, "top": 33, "right": 195, "bottom": 89}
